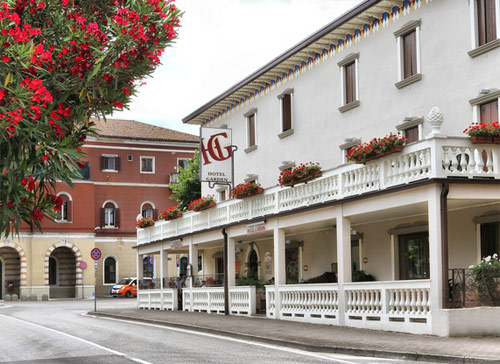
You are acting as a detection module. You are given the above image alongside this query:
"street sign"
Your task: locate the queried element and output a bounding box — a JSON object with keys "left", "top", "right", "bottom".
{"left": 90, "top": 248, "right": 102, "bottom": 261}
{"left": 79, "top": 261, "right": 87, "bottom": 270}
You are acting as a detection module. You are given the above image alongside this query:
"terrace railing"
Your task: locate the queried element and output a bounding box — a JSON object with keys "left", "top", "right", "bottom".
{"left": 183, "top": 286, "right": 256, "bottom": 316}
{"left": 138, "top": 137, "right": 499, "bottom": 245}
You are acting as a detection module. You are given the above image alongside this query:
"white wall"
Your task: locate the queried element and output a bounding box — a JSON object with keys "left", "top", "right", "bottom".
{"left": 201, "top": 0, "right": 500, "bottom": 196}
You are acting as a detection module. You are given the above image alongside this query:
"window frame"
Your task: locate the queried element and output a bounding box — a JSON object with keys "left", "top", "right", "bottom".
{"left": 103, "top": 256, "right": 118, "bottom": 285}
{"left": 277, "top": 88, "right": 294, "bottom": 138}
{"left": 469, "top": 0, "right": 500, "bottom": 57}
{"left": 102, "top": 154, "right": 118, "bottom": 172}
{"left": 55, "top": 192, "right": 72, "bottom": 223}
{"left": 396, "top": 117, "right": 423, "bottom": 144}
{"left": 140, "top": 156, "right": 155, "bottom": 174}
{"left": 394, "top": 20, "right": 422, "bottom": 89}
{"left": 473, "top": 211, "right": 500, "bottom": 262}
{"left": 102, "top": 200, "right": 119, "bottom": 229}
{"left": 176, "top": 158, "right": 189, "bottom": 172}
{"left": 244, "top": 108, "right": 258, "bottom": 153}
{"left": 469, "top": 89, "right": 500, "bottom": 124}
{"left": 216, "top": 186, "right": 228, "bottom": 202}
{"left": 140, "top": 201, "right": 156, "bottom": 219}
{"left": 339, "top": 138, "right": 361, "bottom": 164}
{"left": 338, "top": 53, "right": 360, "bottom": 113}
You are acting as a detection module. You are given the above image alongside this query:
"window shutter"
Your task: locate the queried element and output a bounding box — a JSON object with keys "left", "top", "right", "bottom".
{"left": 100, "top": 156, "right": 104, "bottom": 171}
{"left": 66, "top": 200, "right": 72, "bottom": 222}
{"left": 100, "top": 208, "right": 105, "bottom": 227}
{"left": 485, "top": 0, "right": 497, "bottom": 43}
{"left": 115, "top": 208, "right": 120, "bottom": 227}
{"left": 477, "top": 0, "right": 487, "bottom": 46}
{"left": 403, "top": 31, "right": 416, "bottom": 78}
{"left": 345, "top": 63, "right": 356, "bottom": 104}
{"left": 153, "top": 209, "right": 158, "bottom": 220}
{"left": 480, "top": 100, "right": 498, "bottom": 124}
{"left": 115, "top": 157, "right": 121, "bottom": 171}
{"left": 248, "top": 114, "right": 255, "bottom": 146}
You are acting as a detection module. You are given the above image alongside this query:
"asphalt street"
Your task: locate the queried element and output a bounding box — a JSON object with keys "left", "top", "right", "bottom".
{"left": 0, "top": 299, "right": 442, "bottom": 364}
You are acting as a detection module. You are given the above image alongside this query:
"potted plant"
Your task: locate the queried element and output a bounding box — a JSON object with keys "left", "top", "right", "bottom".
{"left": 230, "top": 182, "right": 264, "bottom": 199}
{"left": 463, "top": 121, "right": 500, "bottom": 144}
{"left": 188, "top": 195, "right": 216, "bottom": 212}
{"left": 346, "top": 133, "right": 406, "bottom": 164}
{"left": 278, "top": 162, "right": 322, "bottom": 187}
{"left": 136, "top": 217, "right": 154, "bottom": 229}
{"left": 158, "top": 206, "right": 183, "bottom": 221}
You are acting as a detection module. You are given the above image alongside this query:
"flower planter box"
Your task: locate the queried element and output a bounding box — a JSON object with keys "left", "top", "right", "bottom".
{"left": 235, "top": 187, "right": 264, "bottom": 199}
{"left": 470, "top": 136, "right": 494, "bottom": 144}
{"left": 495, "top": 137, "right": 500, "bottom": 144}
{"left": 193, "top": 201, "right": 216, "bottom": 212}
{"left": 363, "top": 145, "right": 403, "bottom": 162}
{"left": 283, "top": 170, "right": 322, "bottom": 187}
{"left": 163, "top": 211, "right": 182, "bottom": 221}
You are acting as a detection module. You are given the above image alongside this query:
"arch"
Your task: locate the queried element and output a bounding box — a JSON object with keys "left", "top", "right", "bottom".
{"left": 44, "top": 241, "right": 83, "bottom": 286}
{"left": 103, "top": 255, "right": 119, "bottom": 284}
{"left": 102, "top": 199, "right": 118, "bottom": 208}
{"left": 244, "top": 242, "right": 261, "bottom": 279}
{"left": 140, "top": 201, "right": 156, "bottom": 210}
{"left": 0, "top": 241, "right": 27, "bottom": 287}
{"left": 56, "top": 191, "right": 73, "bottom": 201}
{"left": 0, "top": 256, "right": 4, "bottom": 299}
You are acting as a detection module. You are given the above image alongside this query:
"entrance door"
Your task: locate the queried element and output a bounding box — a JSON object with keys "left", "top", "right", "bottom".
{"left": 480, "top": 221, "right": 499, "bottom": 258}
{"left": 399, "top": 232, "right": 429, "bottom": 280}
{"left": 286, "top": 248, "right": 299, "bottom": 284}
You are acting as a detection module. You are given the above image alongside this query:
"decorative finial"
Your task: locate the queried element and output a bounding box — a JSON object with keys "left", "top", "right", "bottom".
{"left": 426, "top": 106, "right": 446, "bottom": 139}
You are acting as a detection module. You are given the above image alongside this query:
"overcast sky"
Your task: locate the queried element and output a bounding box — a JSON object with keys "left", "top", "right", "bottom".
{"left": 112, "top": 0, "right": 364, "bottom": 135}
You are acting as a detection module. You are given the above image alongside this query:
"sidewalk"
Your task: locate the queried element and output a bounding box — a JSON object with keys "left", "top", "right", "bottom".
{"left": 91, "top": 307, "right": 500, "bottom": 364}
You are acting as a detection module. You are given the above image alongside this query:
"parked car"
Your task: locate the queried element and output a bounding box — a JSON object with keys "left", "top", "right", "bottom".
{"left": 110, "top": 277, "right": 152, "bottom": 297}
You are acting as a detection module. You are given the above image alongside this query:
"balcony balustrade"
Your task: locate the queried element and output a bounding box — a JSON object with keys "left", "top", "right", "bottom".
{"left": 138, "top": 137, "right": 499, "bottom": 245}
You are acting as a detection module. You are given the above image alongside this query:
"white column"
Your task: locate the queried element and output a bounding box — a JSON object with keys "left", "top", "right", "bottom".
{"left": 428, "top": 184, "right": 445, "bottom": 335}
{"left": 160, "top": 247, "right": 168, "bottom": 290}
{"left": 273, "top": 227, "right": 286, "bottom": 319}
{"left": 228, "top": 238, "right": 236, "bottom": 286}
{"left": 189, "top": 242, "right": 198, "bottom": 290}
{"left": 336, "top": 207, "right": 351, "bottom": 326}
{"left": 137, "top": 252, "right": 143, "bottom": 281}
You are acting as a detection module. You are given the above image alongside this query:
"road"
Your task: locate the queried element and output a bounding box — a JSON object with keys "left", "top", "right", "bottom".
{"left": 0, "top": 299, "right": 440, "bottom": 364}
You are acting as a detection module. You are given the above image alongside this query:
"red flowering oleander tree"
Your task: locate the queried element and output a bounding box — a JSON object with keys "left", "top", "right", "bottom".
{"left": 0, "top": 0, "right": 180, "bottom": 236}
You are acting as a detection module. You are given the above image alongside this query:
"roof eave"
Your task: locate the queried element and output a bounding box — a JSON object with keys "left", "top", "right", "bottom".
{"left": 182, "top": 0, "right": 382, "bottom": 124}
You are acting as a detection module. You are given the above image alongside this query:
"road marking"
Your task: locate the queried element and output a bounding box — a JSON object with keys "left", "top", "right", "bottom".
{"left": 0, "top": 314, "right": 152, "bottom": 364}
{"left": 90, "top": 314, "right": 367, "bottom": 364}
{"left": 0, "top": 305, "right": 12, "bottom": 309}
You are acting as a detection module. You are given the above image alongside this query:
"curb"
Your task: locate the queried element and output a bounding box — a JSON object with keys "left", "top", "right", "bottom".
{"left": 89, "top": 312, "right": 500, "bottom": 364}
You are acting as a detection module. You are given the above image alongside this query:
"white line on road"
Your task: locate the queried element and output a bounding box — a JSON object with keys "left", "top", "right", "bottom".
{"left": 89, "top": 314, "right": 368, "bottom": 364}
{"left": 0, "top": 314, "right": 152, "bottom": 364}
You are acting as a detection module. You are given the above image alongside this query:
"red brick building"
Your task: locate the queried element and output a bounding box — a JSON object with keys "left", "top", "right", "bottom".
{"left": 0, "top": 118, "right": 197, "bottom": 299}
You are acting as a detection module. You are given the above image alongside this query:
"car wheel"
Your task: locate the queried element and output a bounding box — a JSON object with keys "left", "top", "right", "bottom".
{"left": 125, "top": 291, "right": 131, "bottom": 298}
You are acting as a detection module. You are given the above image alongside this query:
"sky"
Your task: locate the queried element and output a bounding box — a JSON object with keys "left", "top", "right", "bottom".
{"left": 112, "top": 0, "right": 365, "bottom": 135}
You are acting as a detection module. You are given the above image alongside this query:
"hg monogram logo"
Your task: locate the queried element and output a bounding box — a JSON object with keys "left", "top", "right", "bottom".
{"left": 201, "top": 132, "right": 232, "bottom": 165}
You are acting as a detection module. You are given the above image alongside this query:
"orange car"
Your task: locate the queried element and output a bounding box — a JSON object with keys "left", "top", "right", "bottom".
{"left": 110, "top": 277, "right": 151, "bottom": 297}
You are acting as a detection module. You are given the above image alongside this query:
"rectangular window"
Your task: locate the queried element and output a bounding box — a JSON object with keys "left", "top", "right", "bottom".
{"left": 345, "top": 62, "right": 356, "bottom": 105}
{"left": 220, "top": 190, "right": 226, "bottom": 201}
{"left": 103, "top": 156, "right": 115, "bottom": 170}
{"left": 480, "top": 99, "right": 499, "bottom": 123}
{"left": 178, "top": 158, "right": 189, "bottom": 170}
{"left": 480, "top": 221, "right": 499, "bottom": 258}
{"left": 282, "top": 93, "right": 292, "bottom": 132}
{"left": 477, "top": 0, "right": 497, "bottom": 46}
{"left": 140, "top": 157, "right": 155, "bottom": 174}
{"left": 398, "top": 232, "right": 429, "bottom": 280}
{"left": 247, "top": 113, "right": 256, "bottom": 147}
{"left": 403, "top": 30, "right": 417, "bottom": 79}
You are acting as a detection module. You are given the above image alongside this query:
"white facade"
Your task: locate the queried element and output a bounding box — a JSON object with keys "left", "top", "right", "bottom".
{"left": 137, "top": 0, "right": 500, "bottom": 337}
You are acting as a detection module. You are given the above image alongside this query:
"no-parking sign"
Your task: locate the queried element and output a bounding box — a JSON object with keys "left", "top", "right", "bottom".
{"left": 79, "top": 261, "right": 87, "bottom": 270}
{"left": 90, "top": 248, "right": 101, "bottom": 261}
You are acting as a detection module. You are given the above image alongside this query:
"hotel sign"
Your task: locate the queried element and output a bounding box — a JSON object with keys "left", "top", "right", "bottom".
{"left": 200, "top": 127, "right": 233, "bottom": 185}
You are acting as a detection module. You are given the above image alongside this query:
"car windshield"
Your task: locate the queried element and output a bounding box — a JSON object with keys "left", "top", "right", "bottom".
{"left": 118, "top": 278, "right": 132, "bottom": 285}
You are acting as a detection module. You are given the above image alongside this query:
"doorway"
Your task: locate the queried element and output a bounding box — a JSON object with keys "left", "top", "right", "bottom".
{"left": 286, "top": 247, "right": 299, "bottom": 284}
{"left": 49, "top": 247, "right": 76, "bottom": 298}
{"left": 399, "top": 232, "right": 429, "bottom": 280}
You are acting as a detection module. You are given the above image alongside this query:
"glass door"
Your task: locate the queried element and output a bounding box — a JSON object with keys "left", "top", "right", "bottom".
{"left": 399, "top": 232, "right": 429, "bottom": 280}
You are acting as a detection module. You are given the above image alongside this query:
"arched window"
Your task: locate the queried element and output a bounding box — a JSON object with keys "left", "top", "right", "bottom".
{"left": 141, "top": 202, "right": 157, "bottom": 219}
{"left": 56, "top": 193, "right": 72, "bottom": 222}
{"left": 104, "top": 257, "right": 117, "bottom": 284}
{"left": 101, "top": 201, "right": 119, "bottom": 228}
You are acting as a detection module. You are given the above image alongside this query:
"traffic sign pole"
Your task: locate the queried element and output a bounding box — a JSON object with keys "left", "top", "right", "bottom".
{"left": 90, "top": 248, "right": 102, "bottom": 312}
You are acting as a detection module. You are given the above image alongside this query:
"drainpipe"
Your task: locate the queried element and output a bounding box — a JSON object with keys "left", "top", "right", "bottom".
{"left": 222, "top": 228, "right": 229, "bottom": 315}
{"left": 440, "top": 182, "right": 449, "bottom": 309}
